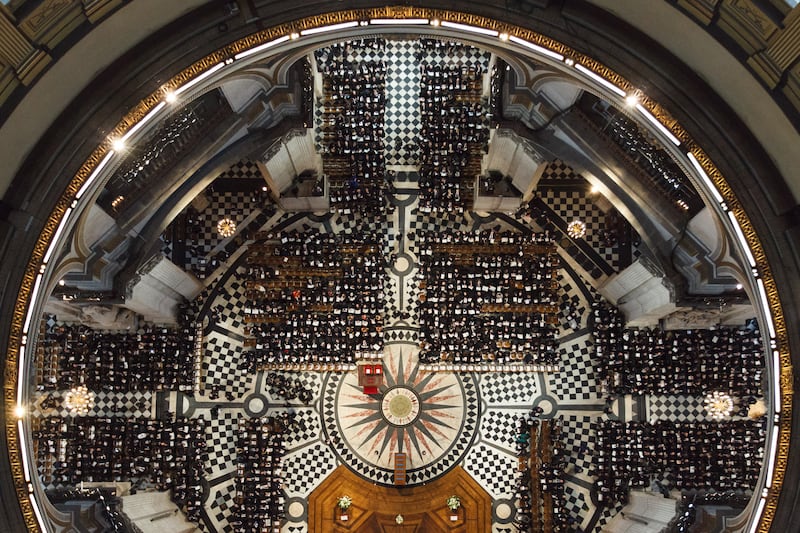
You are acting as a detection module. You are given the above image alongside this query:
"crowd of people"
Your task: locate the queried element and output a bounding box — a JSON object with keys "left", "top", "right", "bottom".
{"left": 513, "top": 413, "right": 569, "bottom": 532}
{"left": 594, "top": 420, "right": 765, "bottom": 506}
{"left": 593, "top": 300, "right": 764, "bottom": 397}
{"left": 231, "top": 415, "right": 298, "bottom": 532}
{"left": 316, "top": 39, "right": 390, "bottom": 215}
{"left": 418, "top": 61, "right": 488, "bottom": 212}
{"left": 35, "top": 417, "right": 206, "bottom": 521}
{"left": 582, "top": 100, "right": 700, "bottom": 212}
{"left": 243, "top": 231, "right": 385, "bottom": 370}
{"left": 415, "top": 230, "right": 560, "bottom": 365}
{"left": 36, "top": 323, "right": 195, "bottom": 393}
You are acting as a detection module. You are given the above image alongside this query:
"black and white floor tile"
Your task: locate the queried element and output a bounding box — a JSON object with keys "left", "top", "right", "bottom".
{"left": 646, "top": 394, "right": 708, "bottom": 422}
{"left": 549, "top": 334, "right": 601, "bottom": 404}
{"left": 148, "top": 148, "right": 705, "bottom": 533}
{"left": 203, "top": 409, "right": 241, "bottom": 477}
{"left": 463, "top": 442, "right": 518, "bottom": 500}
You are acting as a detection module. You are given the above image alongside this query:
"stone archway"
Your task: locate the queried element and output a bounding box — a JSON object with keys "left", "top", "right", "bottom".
{"left": 308, "top": 466, "right": 493, "bottom": 532}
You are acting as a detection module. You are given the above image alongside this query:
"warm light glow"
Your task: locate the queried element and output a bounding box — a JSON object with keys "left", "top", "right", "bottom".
{"left": 111, "top": 138, "right": 126, "bottom": 152}
{"left": 499, "top": 32, "right": 509, "bottom": 41}
{"left": 625, "top": 94, "right": 639, "bottom": 106}
{"left": 217, "top": 217, "right": 237, "bottom": 238}
{"left": 165, "top": 91, "right": 177, "bottom": 103}
{"left": 299, "top": 21, "right": 359, "bottom": 36}
{"left": 370, "top": 18, "right": 429, "bottom": 25}
{"left": 64, "top": 385, "right": 96, "bottom": 416}
{"left": 509, "top": 35, "right": 564, "bottom": 61}
{"left": 14, "top": 405, "right": 25, "bottom": 418}
{"left": 567, "top": 219, "right": 586, "bottom": 239}
{"left": 635, "top": 103, "right": 682, "bottom": 146}
{"left": 704, "top": 391, "right": 735, "bottom": 421}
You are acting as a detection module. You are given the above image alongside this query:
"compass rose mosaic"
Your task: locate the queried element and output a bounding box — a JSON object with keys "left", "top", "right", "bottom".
{"left": 321, "top": 342, "right": 480, "bottom": 486}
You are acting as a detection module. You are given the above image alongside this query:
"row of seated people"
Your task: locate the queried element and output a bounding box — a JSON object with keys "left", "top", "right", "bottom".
{"left": 419, "top": 255, "right": 557, "bottom": 308}
{"left": 418, "top": 313, "right": 558, "bottom": 365}
{"left": 244, "top": 312, "right": 384, "bottom": 370}
{"left": 513, "top": 414, "right": 569, "bottom": 532}
{"left": 594, "top": 420, "right": 766, "bottom": 506}
{"left": 416, "top": 228, "right": 556, "bottom": 245}
{"left": 415, "top": 230, "right": 560, "bottom": 365}
{"left": 603, "top": 112, "right": 695, "bottom": 207}
{"left": 593, "top": 300, "right": 763, "bottom": 396}
{"left": 243, "top": 231, "right": 385, "bottom": 370}
{"left": 36, "top": 323, "right": 195, "bottom": 393}
{"left": 315, "top": 40, "right": 389, "bottom": 215}
{"left": 539, "top": 421, "right": 569, "bottom": 533}
{"left": 513, "top": 413, "right": 538, "bottom": 532}
{"left": 418, "top": 61, "right": 488, "bottom": 212}
{"left": 35, "top": 417, "right": 205, "bottom": 522}
{"left": 231, "top": 414, "right": 298, "bottom": 533}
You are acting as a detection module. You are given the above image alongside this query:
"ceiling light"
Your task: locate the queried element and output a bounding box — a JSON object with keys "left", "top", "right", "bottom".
{"left": 370, "top": 18, "right": 429, "bottom": 25}
{"left": 300, "top": 21, "right": 359, "bottom": 36}
{"left": 165, "top": 91, "right": 177, "bottom": 103}
{"left": 217, "top": 217, "right": 237, "bottom": 238}
{"left": 111, "top": 138, "right": 126, "bottom": 152}
{"left": 64, "top": 385, "right": 96, "bottom": 416}
{"left": 625, "top": 94, "right": 639, "bottom": 106}
{"left": 567, "top": 219, "right": 587, "bottom": 239}
{"left": 14, "top": 405, "right": 25, "bottom": 418}
{"left": 441, "top": 21, "right": 499, "bottom": 37}
{"left": 704, "top": 391, "right": 734, "bottom": 421}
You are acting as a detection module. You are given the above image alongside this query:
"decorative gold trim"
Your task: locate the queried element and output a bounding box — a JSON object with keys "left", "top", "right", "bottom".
{"left": 4, "top": 7, "right": 790, "bottom": 533}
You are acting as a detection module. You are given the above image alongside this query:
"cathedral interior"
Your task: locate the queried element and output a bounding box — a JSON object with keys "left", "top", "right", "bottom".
{"left": 1, "top": 2, "right": 799, "bottom": 533}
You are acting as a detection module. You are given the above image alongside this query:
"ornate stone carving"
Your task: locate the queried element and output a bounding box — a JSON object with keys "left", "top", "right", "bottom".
{"left": 6, "top": 8, "right": 792, "bottom": 533}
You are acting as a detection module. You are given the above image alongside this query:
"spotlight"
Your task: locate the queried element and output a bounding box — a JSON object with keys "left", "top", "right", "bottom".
{"left": 625, "top": 94, "right": 639, "bottom": 107}
{"left": 14, "top": 405, "right": 25, "bottom": 418}
{"left": 111, "top": 138, "right": 126, "bottom": 152}
{"left": 165, "top": 91, "right": 177, "bottom": 103}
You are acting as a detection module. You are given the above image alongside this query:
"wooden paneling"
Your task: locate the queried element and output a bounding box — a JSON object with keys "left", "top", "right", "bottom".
{"left": 308, "top": 466, "right": 491, "bottom": 533}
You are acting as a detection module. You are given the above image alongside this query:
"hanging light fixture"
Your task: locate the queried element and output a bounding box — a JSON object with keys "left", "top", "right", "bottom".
{"left": 64, "top": 385, "right": 96, "bottom": 416}
{"left": 567, "top": 219, "right": 586, "bottom": 239}
{"left": 704, "top": 391, "right": 734, "bottom": 421}
{"left": 217, "top": 217, "right": 237, "bottom": 238}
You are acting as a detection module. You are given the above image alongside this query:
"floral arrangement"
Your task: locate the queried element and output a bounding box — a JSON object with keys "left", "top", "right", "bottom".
{"left": 337, "top": 495, "right": 352, "bottom": 511}
{"left": 446, "top": 495, "right": 461, "bottom": 511}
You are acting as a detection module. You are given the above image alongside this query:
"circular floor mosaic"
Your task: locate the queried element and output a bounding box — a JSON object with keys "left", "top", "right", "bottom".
{"left": 321, "top": 342, "right": 480, "bottom": 486}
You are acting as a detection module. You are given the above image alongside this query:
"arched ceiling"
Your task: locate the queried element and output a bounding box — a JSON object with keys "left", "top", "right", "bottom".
{"left": 0, "top": 2, "right": 798, "bottom": 532}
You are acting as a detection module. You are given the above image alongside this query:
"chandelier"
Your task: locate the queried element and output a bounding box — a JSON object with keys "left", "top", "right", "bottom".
{"left": 566, "top": 219, "right": 586, "bottom": 239}
{"left": 704, "top": 391, "right": 734, "bottom": 421}
{"left": 64, "top": 385, "right": 96, "bottom": 416}
{"left": 217, "top": 217, "right": 237, "bottom": 238}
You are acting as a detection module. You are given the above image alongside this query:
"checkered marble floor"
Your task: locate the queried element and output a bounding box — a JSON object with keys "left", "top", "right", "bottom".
{"left": 203, "top": 330, "right": 254, "bottom": 398}
{"left": 203, "top": 408, "right": 241, "bottom": 478}
{"left": 205, "top": 478, "right": 236, "bottom": 533}
{"left": 31, "top": 390, "right": 152, "bottom": 419}
{"left": 646, "top": 394, "right": 709, "bottom": 422}
{"left": 385, "top": 40, "right": 421, "bottom": 166}
{"left": 548, "top": 333, "right": 602, "bottom": 404}
{"left": 165, "top": 184, "right": 704, "bottom": 532}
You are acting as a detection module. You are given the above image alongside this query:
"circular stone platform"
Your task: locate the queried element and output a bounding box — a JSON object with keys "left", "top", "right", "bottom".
{"left": 321, "top": 342, "right": 479, "bottom": 486}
